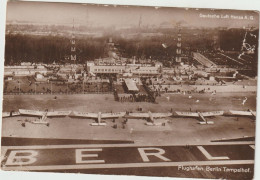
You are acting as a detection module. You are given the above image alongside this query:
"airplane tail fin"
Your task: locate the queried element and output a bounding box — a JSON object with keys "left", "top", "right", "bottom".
{"left": 90, "top": 123, "right": 107, "bottom": 126}
{"left": 199, "top": 121, "right": 214, "bottom": 125}
{"left": 145, "top": 122, "right": 164, "bottom": 126}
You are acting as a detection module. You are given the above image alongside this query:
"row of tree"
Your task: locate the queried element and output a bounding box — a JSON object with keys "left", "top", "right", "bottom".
{"left": 4, "top": 34, "right": 107, "bottom": 65}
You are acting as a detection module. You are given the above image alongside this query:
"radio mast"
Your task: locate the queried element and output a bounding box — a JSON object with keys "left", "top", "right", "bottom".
{"left": 176, "top": 25, "right": 182, "bottom": 63}
{"left": 71, "top": 18, "right": 76, "bottom": 64}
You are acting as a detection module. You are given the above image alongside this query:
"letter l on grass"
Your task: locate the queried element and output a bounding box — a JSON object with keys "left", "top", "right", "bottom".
{"left": 197, "top": 146, "right": 229, "bottom": 160}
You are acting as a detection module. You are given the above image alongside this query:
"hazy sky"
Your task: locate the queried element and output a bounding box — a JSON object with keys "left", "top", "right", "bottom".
{"left": 6, "top": 1, "right": 259, "bottom": 28}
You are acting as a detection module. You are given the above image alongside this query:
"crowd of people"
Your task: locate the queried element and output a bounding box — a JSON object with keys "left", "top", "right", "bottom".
{"left": 117, "top": 93, "right": 154, "bottom": 103}
{"left": 4, "top": 80, "right": 112, "bottom": 94}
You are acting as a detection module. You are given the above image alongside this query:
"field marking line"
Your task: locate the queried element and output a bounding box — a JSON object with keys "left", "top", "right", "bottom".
{"left": 218, "top": 53, "right": 244, "bottom": 65}
{"left": 1, "top": 141, "right": 255, "bottom": 150}
{"left": 1, "top": 160, "right": 254, "bottom": 171}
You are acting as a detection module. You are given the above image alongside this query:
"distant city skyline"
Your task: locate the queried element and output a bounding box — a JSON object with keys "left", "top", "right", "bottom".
{"left": 6, "top": 1, "right": 259, "bottom": 29}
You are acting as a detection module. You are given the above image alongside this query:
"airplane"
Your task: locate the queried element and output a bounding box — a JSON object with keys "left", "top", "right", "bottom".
{"left": 128, "top": 111, "right": 172, "bottom": 126}
{"left": 175, "top": 111, "right": 224, "bottom": 124}
{"left": 229, "top": 109, "right": 256, "bottom": 119}
{"left": 71, "top": 111, "right": 126, "bottom": 126}
{"left": 19, "top": 109, "right": 71, "bottom": 126}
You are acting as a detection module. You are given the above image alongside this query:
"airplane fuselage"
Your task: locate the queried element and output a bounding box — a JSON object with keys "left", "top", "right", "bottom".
{"left": 90, "top": 112, "right": 107, "bottom": 126}
{"left": 98, "top": 112, "right": 102, "bottom": 124}
{"left": 148, "top": 111, "right": 154, "bottom": 123}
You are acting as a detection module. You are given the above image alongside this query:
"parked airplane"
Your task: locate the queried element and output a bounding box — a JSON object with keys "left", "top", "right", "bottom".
{"left": 128, "top": 111, "right": 172, "bottom": 126}
{"left": 175, "top": 111, "right": 224, "bottom": 124}
{"left": 71, "top": 111, "right": 126, "bottom": 126}
{"left": 229, "top": 109, "right": 256, "bottom": 119}
{"left": 19, "top": 109, "right": 71, "bottom": 126}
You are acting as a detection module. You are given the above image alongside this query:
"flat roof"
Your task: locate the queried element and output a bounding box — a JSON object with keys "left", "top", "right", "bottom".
{"left": 193, "top": 52, "right": 216, "bottom": 68}
{"left": 124, "top": 79, "right": 139, "bottom": 91}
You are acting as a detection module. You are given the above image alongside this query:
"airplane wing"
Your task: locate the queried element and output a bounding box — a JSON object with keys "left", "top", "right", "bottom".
{"left": 229, "top": 110, "right": 256, "bottom": 116}
{"left": 175, "top": 111, "right": 199, "bottom": 117}
{"left": 101, "top": 112, "right": 126, "bottom": 118}
{"left": 129, "top": 113, "right": 150, "bottom": 118}
{"left": 19, "top": 109, "right": 45, "bottom": 116}
{"left": 46, "top": 111, "right": 72, "bottom": 117}
{"left": 2, "top": 112, "right": 10, "bottom": 118}
{"left": 72, "top": 111, "right": 98, "bottom": 118}
{"left": 2, "top": 112, "right": 20, "bottom": 117}
{"left": 150, "top": 113, "right": 172, "bottom": 118}
{"left": 201, "top": 111, "right": 224, "bottom": 117}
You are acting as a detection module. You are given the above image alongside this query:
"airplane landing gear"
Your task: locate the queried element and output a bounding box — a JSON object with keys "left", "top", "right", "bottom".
{"left": 21, "top": 123, "right": 26, "bottom": 127}
{"left": 113, "top": 124, "right": 117, "bottom": 129}
{"left": 47, "top": 123, "right": 50, "bottom": 127}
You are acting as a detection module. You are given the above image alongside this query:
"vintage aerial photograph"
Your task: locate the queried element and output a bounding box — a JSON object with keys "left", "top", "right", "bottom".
{"left": 0, "top": 1, "right": 259, "bottom": 179}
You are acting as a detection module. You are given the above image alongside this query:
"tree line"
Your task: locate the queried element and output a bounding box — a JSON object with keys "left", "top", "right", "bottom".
{"left": 4, "top": 34, "right": 107, "bottom": 65}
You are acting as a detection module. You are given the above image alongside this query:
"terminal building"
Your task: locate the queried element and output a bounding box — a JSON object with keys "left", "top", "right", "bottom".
{"left": 87, "top": 62, "right": 161, "bottom": 76}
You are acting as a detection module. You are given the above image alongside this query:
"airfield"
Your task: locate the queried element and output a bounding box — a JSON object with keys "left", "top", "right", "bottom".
{"left": 0, "top": 92, "right": 256, "bottom": 179}
{"left": 1, "top": 92, "right": 256, "bottom": 145}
